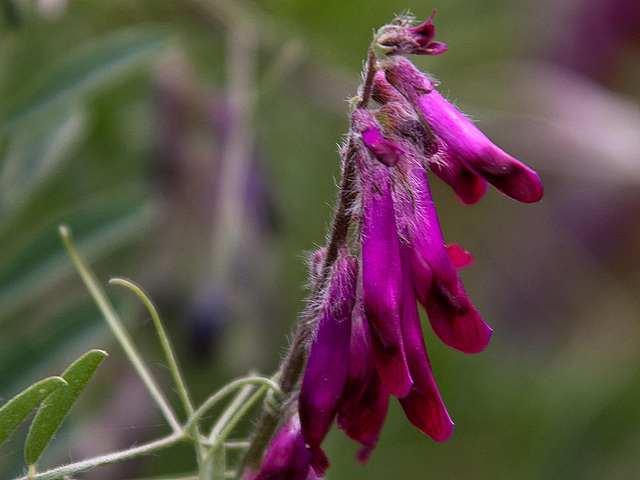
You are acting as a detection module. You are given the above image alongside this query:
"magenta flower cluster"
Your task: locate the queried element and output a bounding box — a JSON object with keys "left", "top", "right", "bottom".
{"left": 249, "top": 11, "right": 542, "bottom": 479}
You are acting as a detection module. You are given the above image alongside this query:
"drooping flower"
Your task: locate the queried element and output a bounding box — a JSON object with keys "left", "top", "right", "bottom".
{"left": 372, "top": 70, "right": 488, "bottom": 205}
{"left": 399, "top": 162, "right": 492, "bottom": 353}
{"left": 384, "top": 56, "right": 544, "bottom": 203}
{"left": 354, "top": 111, "right": 413, "bottom": 398}
{"left": 397, "top": 241, "right": 454, "bottom": 441}
{"left": 249, "top": 11, "right": 545, "bottom": 478}
{"left": 299, "top": 247, "right": 358, "bottom": 476}
{"left": 336, "top": 302, "right": 390, "bottom": 464}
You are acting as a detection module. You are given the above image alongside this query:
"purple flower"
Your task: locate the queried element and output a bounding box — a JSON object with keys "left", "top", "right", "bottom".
{"left": 373, "top": 71, "right": 488, "bottom": 205}
{"left": 358, "top": 143, "right": 414, "bottom": 398}
{"left": 299, "top": 248, "right": 358, "bottom": 476}
{"left": 384, "top": 57, "right": 543, "bottom": 204}
{"left": 337, "top": 302, "right": 389, "bottom": 464}
{"left": 398, "top": 162, "right": 493, "bottom": 353}
{"left": 256, "top": 12, "right": 546, "bottom": 477}
{"left": 249, "top": 415, "right": 317, "bottom": 480}
{"left": 397, "top": 241, "right": 454, "bottom": 441}
{"left": 376, "top": 10, "right": 448, "bottom": 56}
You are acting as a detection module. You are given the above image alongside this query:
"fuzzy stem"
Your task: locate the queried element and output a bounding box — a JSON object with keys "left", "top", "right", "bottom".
{"left": 12, "top": 432, "right": 186, "bottom": 480}
{"left": 237, "top": 51, "right": 379, "bottom": 476}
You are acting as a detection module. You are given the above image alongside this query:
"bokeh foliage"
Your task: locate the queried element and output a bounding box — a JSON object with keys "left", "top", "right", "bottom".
{"left": 1, "top": 0, "right": 640, "bottom": 479}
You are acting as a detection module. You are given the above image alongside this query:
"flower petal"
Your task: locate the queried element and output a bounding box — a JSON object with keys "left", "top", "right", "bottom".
{"left": 299, "top": 251, "right": 358, "bottom": 476}
{"left": 447, "top": 244, "right": 474, "bottom": 270}
{"left": 253, "top": 415, "right": 313, "bottom": 480}
{"left": 403, "top": 164, "right": 492, "bottom": 353}
{"left": 360, "top": 162, "right": 413, "bottom": 397}
{"left": 398, "top": 242, "right": 454, "bottom": 442}
{"left": 337, "top": 302, "right": 389, "bottom": 464}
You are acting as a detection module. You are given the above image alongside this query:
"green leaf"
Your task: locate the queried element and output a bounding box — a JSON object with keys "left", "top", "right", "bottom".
{"left": 0, "top": 376, "right": 67, "bottom": 446}
{"left": 0, "top": 194, "right": 153, "bottom": 326}
{"left": 0, "top": 107, "right": 86, "bottom": 215}
{"left": 1, "top": 28, "right": 167, "bottom": 134}
{"left": 24, "top": 349, "right": 107, "bottom": 466}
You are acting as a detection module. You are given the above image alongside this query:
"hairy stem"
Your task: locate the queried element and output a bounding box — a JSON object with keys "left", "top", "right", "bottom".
{"left": 238, "top": 51, "right": 379, "bottom": 476}
{"left": 13, "top": 433, "right": 186, "bottom": 480}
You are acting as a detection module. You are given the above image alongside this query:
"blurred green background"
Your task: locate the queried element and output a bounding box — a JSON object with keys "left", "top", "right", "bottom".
{"left": 1, "top": 0, "right": 640, "bottom": 478}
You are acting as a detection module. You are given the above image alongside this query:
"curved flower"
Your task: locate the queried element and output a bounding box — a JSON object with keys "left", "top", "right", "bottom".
{"left": 373, "top": 71, "right": 488, "bottom": 205}
{"left": 400, "top": 163, "right": 493, "bottom": 353}
{"left": 384, "top": 57, "right": 543, "bottom": 203}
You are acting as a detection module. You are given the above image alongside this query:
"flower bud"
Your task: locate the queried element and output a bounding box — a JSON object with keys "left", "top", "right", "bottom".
{"left": 376, "top": 10, "right": 448, "bottom": 56}
{"left": 252, "top": 415, "right": 315, "bottom": 480}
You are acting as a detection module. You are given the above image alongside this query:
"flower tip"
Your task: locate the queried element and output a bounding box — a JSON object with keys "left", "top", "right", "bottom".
{"left": 399, "top": 387, "right": 455, "bottom": 442}
{"left": 424, "top": 296, "right": 493, "bottom": 354}
{"left": 311, "top": 448, "right": 330, "bottom": 477}
{"left": 514, "top": 170, "right": 544, "bottom": 203}
{"left": 470, "top": 147, "right": 544, "bottom": 203}
{"left": 447, "top": 244, "right": 474, "bottom": 270}
{"left": 431, "top": 418, "right": 455, "bottom": 443}
{"left": 355, "top": 444, "right": 375, "bottom": 465}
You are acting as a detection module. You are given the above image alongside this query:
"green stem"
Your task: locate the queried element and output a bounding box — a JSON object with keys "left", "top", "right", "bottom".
{"left": 108, "top": 278, "right": 195, "bottom": 418}
{"left": 207, "top": 384, "right": 254, "bottom": 445}
{"left": 184, "top": 376, "right": 281, "bottom": 432}
{"left": 59, "top": 225, "right": 181, "bottom": 433}
{"left": 108, "top": 277, "right": 205, "bottom": 469}
{"left": 12, "top": 433, "right": 186, "bottom": 480}
{"left": 213, "top": 384, "right": 270, "bottom": 448}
